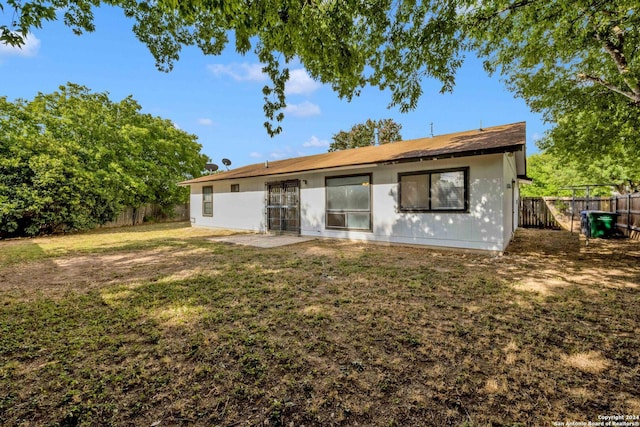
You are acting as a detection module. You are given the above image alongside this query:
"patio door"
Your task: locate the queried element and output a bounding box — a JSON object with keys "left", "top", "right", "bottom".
{"left": 267, "top": 180, "right": 300, "bottom": 233}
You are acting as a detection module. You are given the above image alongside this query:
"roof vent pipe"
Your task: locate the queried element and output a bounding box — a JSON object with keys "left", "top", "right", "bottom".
{"left": 265, "top": 160, "right": 269, "bottom": 168}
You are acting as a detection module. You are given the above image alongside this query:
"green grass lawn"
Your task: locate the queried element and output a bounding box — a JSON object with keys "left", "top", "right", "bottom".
{"left": 1, "top": 223, "right": 638, "bottom": 426}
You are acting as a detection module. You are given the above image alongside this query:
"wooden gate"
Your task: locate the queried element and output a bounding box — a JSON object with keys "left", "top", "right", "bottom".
{"left": 519, "top": 197, "right": 561, "bottom": 229}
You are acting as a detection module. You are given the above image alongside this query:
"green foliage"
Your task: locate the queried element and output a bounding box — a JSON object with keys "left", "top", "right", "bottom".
{"left": 3, "top": 0, "right": 639, "bottom": 188}
{"left": 328, "top": 118, "right": 402, "bottom": 152}
{"left": 466, "top": 0, "right": 640, "bottom": 185}
{"left": 0, "top": 84, "right": 207, "bottom": 237}
{"left": 521, "top": 153, "right": 584, "bottom": 197}
{"left": 521, "top": 152, "right": 637, "bottom": 197}
{"left": 1, "top": 0, "right": 463, "bottom": 136}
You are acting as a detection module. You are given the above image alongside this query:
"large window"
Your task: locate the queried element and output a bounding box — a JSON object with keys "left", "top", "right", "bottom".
{"left": 326, "top": 174, "right": 371, "bottom": 230}
{"left": 202, "top": 186, "right": 213, "bottom": 216}
{"left": 399, "top": 168, "right": 468, "bottom": 212}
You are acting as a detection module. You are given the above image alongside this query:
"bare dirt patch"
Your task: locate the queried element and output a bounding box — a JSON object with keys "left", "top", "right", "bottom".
{"left": 1, "top": 227, "right": 638, "bottom": 426}
{"left": 0, "top": 246, "right": 216, "bottom": 298}
{"left": 2, "top": 228, "right": 638, "bottom": 299}
{"left": 497, "top": 229, "right": 640, "bottom": 292}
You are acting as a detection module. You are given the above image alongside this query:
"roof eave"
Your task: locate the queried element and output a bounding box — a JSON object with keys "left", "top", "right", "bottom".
{"left": 381, "top": 144, "right": 524, "bottom": 166}
{"left": 178, "top": 162, "right": 381, "bottom": 185}
{"left": 179, "top": 143, "right": 525, "bottom": 186}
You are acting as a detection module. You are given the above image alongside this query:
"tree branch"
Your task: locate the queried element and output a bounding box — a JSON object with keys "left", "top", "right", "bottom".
{"left": 578, "top": 73, "right": 640, "bottom": 104}
{"left": 595, "top": 28, "right": 640, "bottom": 98}
{"left": 474, "top": 0, "right": 539, "bottom": 22}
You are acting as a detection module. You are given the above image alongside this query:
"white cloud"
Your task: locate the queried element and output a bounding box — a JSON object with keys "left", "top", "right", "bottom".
{"left": 284, "top": 101, "right": 321, "bottom": 117}
{"left": 302, "top": 135, "right": 329, "bottom": 148}
{"left": 0, "top": 33, "right": 41, "bottom": 57}
{"left": 268, "top": 146, "right": 295, "bottom": 160}
{"left": 249, "top": 151, "right": 263, "bottom": 158}
{"left": 198, "top": 118, "right": 214, "bottom": 126}
{"left": 286, "top": 69, "right": 321, "bottom": 95}
{"left": 206, "top": 64, "right": 322, "bottom": 97}
{"left": 207, "top": 63, "right": 267, "bottom": 82}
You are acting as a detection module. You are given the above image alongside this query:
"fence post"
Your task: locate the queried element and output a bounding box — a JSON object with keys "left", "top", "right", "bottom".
{"left": 612, "top": 196, "right": 616, "bottom": 232}
{"left": 571, "top": 191, "right": 576, "bottom": 233}
{"left": 629, "top": 193, "right": 632, "bottom": 235}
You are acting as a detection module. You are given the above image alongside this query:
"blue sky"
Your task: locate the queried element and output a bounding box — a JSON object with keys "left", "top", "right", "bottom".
{"left": 0, "top": 6, "right": 548, "bottom": 168}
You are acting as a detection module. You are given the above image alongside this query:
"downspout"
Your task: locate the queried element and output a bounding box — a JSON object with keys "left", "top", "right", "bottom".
{"left": 512, "top": 179, "right": 516, "bottom": 234}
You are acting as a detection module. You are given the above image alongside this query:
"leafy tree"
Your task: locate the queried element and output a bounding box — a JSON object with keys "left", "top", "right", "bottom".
{"left": 521, "top": 153, "right": 585, "bottom": 198}
{"left": 328, "top": 118, "right": 402, "bottom": 152}
{"left": 466, "top": 0, "right": 640, "bottom": 190}
{"left": 521, "top": 151, "right": 638, "bottom": 198}
{"left": 3, "top": 1, "right": 639, "bottom": 176}
{"left": 1, "top": 0, "right": 462, "bottom": 136}
{"left": 0, "top": 84, "right": 207, "bottom": 237}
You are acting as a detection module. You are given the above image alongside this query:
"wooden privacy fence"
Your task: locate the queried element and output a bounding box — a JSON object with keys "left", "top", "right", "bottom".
{"left": 544, "top": 197, "right": 614, "bottom": 217}
{"left": 519, "top": 198, "right": 561, "bottom": 229}
{"left": 611, "top": 193, "right": 640, "bottom": 239}
{"left": 100, "top": 203, "right": 190, "bottom": 228}
{"left": 526, "top": 194, "right": 640, "bottom": 239}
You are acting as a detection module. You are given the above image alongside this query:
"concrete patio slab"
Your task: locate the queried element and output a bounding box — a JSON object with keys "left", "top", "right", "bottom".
{"left": 208, "top": 234, "right": 316, "bottom": 248}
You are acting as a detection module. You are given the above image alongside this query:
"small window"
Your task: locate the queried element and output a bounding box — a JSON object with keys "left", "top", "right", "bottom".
{"left": 326, "top": 174, "right": 372, "bottom": 230}
{"left": 202, "top": 186, "right": 213, "bottom": 216}
{"left": 398, "top": 168, "right": 468, "bottom": 212}
{"left": 230, "top": 184, "right": 239, "bottom": 192}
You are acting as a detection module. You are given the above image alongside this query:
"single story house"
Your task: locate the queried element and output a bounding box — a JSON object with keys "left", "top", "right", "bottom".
{"left": 180, "top": 122, "right": 529, "bottom": 252}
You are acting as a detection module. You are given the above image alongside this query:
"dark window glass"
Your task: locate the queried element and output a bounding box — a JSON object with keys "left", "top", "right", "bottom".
{"left": 399, "top": 168, "right": 468, "bottom": 212}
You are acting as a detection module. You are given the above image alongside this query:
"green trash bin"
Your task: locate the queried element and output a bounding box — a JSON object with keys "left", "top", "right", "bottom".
{"left": 586, "top": 211, "right": 618, "bottom": 238}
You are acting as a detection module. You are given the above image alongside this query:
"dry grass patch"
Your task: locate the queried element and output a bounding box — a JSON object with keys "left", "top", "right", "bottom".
{"left": 0, "top": 226, "right": 638, "bottom": 426}
{"left": 0, "top": 222, "right": 233, "bottom": 268}
{"left": 562, "top": 351, "right": 611, "bottom": 374}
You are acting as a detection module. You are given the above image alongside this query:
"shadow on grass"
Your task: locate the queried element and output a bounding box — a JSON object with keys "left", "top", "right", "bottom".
{"left": 0, "top": 240, "right": 47, "bottom": 268}
{"left": 1, "top": 235, "right": 639, "bottom": 426}
{"left": 496, "top": 229, "right": 640, "bottom": 295}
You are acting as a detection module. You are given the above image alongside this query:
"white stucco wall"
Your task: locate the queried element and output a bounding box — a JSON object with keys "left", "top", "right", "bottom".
{"left": 502, "top": 152, "right": 520, "bottom": 247}
{"left": 396, "top": 155, "right": 505, "bottom": 250}
{"left": 188, "top": 153, "right": 512, "bottom": 251}
{"left": 189, "top": 178, "right": 266, "bottom": 232}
